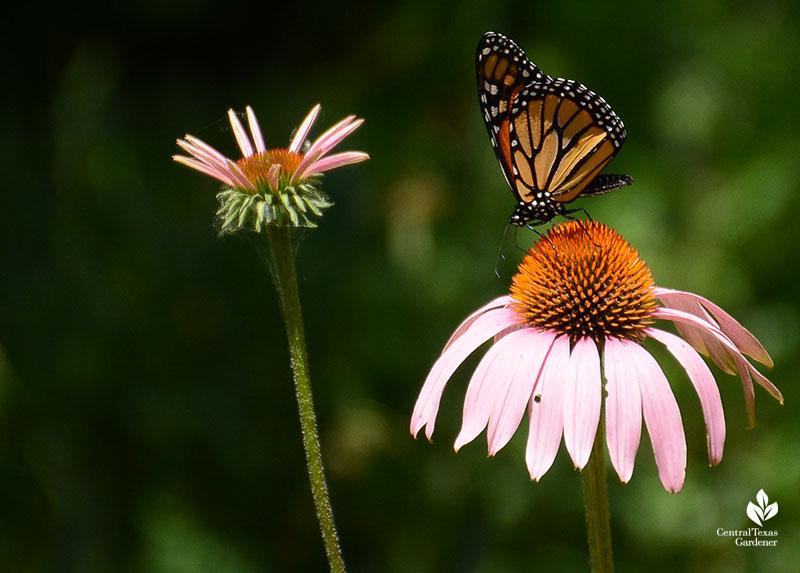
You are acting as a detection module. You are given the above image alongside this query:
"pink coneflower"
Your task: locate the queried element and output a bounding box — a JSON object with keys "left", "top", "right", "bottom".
{"left": 174, "top": 104, "right": 369, "bottom": 231}
{"left": 411, "top": 221, "right": 782, "bottom": 492}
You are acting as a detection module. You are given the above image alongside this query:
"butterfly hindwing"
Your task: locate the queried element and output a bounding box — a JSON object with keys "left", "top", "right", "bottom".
{"left": 508, "top": 79, "right": 627, "bottom": 204}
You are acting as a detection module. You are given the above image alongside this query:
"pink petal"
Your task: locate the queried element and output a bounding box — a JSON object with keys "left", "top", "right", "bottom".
{"left": 485, "top": 329, "right": 556, "bottom": 455}
{"left": 631, "top": 342, "right": 686, "bottom": 493}
{"left": 655, "top": 287, "right": 773, "bottom": 370}
{"left": 289, "top": 104, "right": 321, "bottom": 153}
{"left": 246, "top": 106, "right": 266, "bottom": 154}
{"left": 173, "top": 155, "right": 237, "bottom": 187}
{"left": 603, "top": 337, "right": 643, "bottom": 483}
{"left": 301, "top": 151, "right": 370, "bottom": 177}
{"left": 443, "top": 296, "right": 511, "bottom": 352}
{"left": 526, "top": 335, "right": 569, "bottom": 480}
{"left": 176, "top": 138, "right": 240, "bottom": 185}
{"left": 309, "top": 116, "right": 362, "bottom": 158}
{"left": 646, "top": 327, "right": 725, "bottom": 465}
{"left": 562, "top": 337, "right": 602, "bottom": 470}
{"left": 225, "top": 159, "right": 257, "bottom": 192}
{"left": 228, "top": 109, "right": 254, "bottom": 158}
{"left": 293, "top": 117, "right": 364, "bottom": 183}
{"left": 455, "top": 328, "right": 551, "bottom": 452}
{"left": 178, "top": 135, "right": 230, "bottom": 169}
{"left": 410, "top": 307, "right": 519, "bottom": 440}
{"left": 267, "top": 164, "right": 281, "bottom": 190}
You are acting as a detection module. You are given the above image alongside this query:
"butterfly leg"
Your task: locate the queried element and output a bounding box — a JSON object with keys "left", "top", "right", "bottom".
{"left": 563, "top": 208, "right": 600, "bottom": 248}
{"left": 564, "top": 206, "right": 593, "bottom": 222}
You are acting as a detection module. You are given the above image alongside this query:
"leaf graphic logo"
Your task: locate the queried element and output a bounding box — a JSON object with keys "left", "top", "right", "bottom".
{"left": 746, "top": 489, "right": 778, "bottom": 526}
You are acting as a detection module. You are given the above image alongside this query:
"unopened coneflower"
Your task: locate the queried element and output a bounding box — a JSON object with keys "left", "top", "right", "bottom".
{"left": 411, "top": 220, "right": 782, "bottom": 493}
{"left": 175, "top": 104, "right": 368, "bottom": 573}
{"left": 174, "top": 104, "right": 368, "bottom": 232}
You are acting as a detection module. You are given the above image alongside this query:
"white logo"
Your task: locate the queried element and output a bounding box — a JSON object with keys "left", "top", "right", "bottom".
{"left": 746, "top": 489, "right": 778, "bottom": 526}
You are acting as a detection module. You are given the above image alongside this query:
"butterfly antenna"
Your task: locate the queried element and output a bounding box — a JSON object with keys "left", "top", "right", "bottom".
{"left": 494, "top": 219, "right": 513, "bottom": 278}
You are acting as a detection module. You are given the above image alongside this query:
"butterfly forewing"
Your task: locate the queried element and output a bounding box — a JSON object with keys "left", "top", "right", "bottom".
{"left": 476, "top": 32, "right": 547, "bottom": 189}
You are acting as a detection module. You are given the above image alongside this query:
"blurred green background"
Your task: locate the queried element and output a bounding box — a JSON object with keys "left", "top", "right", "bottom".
{"left": 3, "top": 0, "right": 799, "bottom": 571}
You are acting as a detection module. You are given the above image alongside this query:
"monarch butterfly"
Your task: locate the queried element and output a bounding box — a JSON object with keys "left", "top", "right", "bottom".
{"left": 477, "top": 32, "right": 632, "bottom": 228}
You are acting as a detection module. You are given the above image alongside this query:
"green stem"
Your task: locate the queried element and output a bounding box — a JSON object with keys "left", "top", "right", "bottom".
{"left": 581, "top": 413, "right": 613, "bottom": 573}
{"left": 266, "top": 225, "right": 346, "bottom": 572}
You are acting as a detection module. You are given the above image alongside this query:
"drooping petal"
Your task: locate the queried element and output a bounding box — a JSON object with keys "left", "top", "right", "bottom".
{"left": 655, "top": 287, "right": 773, "bottom": 368}
{"left": 289, "top": 104, "right": 321, "bottom": 153}
{"left": 246, "top": 106, "right": 266, "bottom": 154}
{"left": 654, "top": 307, "right": 783, "bottom": 426}
{"left": 562, "top": 337, "right": 602, "bottom": 470}
{"left": 486, "top": 329, "right": 556, "bottom": 455}
{"left": 455, "top": 328, "right": 549, "bottom": 451}
{"left": 443, "top": 296, "right": 511, "bottom": 352}
{"left": 631, "top": 343, "right": 686, "bottom": 493}
{"left": 604, "top": 337, "right": 643, "bottom": 483}
{"left": 228, "top": 109, "right": 254, "bottom": 158}
{"left": 302, "top": 151, "right": 370, "bottom": 177}
{"left": 410, "top": 307, "right": 519, "bottom": 440}
{"left": 526, "top": 335, "right": 569, "bottom": 481}
{"left": 647, "top": 327, "right": 725, "bottom": 465}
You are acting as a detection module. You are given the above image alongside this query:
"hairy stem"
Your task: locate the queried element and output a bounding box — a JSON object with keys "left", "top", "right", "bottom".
{"left": 267, "top": 225, "right": 345, "bottom": 572}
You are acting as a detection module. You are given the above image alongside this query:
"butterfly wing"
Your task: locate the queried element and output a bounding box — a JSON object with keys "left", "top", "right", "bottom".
{"left": 476, "top": 32, "right": 548, "bottom": 193}
{"left": 507, "top": 78, "right": 629, "bottom": 206}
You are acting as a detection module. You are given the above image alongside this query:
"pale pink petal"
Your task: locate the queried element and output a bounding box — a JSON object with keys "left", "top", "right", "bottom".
{"left": 526, "top": 335, "right": 569, "bottom": 480}
{"left": 485, "top": 329, "right": 556, "bottom": 455}
{"left": 173, "top": 155, "right": 237, "bottom": 187}
{"left": 655, "top": 287, "right": 773, "bottom": 368}
{"left": 410, "top": 307, "right": 519, "bottom": 440}
{"left": 246, "top": 106, "right": 266, "bottom": 154}
{"left": 228, "top": 109, "right": 254, "bottom": 158}
{"left": 302, "top": 151, "right": 370, "bottom": 177}
{"left": 289, "top": 104, "right": 321, "bottom": 153}
{"left": 443, "top": 296, "right": 511, "bottom": 352}
{"left": 562, "top": 337, "right": 602, "bottom": 470}
{"left": 603, "top": 337, "right": 643, "bottom": 483}
{"left": 455, "top": 328, "right": 539, "bottom": 451}
{"left": 632, "top": 343, "right": 686, "bottom": 493}
{"left": 646, "top": 327, "right": 725, "bottom": 465}
{"left": 453, "top": 334, "right": 512, "bottom": 451}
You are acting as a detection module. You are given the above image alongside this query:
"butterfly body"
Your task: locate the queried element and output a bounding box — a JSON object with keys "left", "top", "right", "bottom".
{"left": 477, "top": 32, "right": 632, "bottom": 227}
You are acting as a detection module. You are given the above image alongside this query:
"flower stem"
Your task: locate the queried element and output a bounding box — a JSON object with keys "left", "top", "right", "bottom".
{"left": 266, "top": 225, "right": 346, "bottom": 572}
{"left": 581, "top": 413, "right": 614, "bottom": 573}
